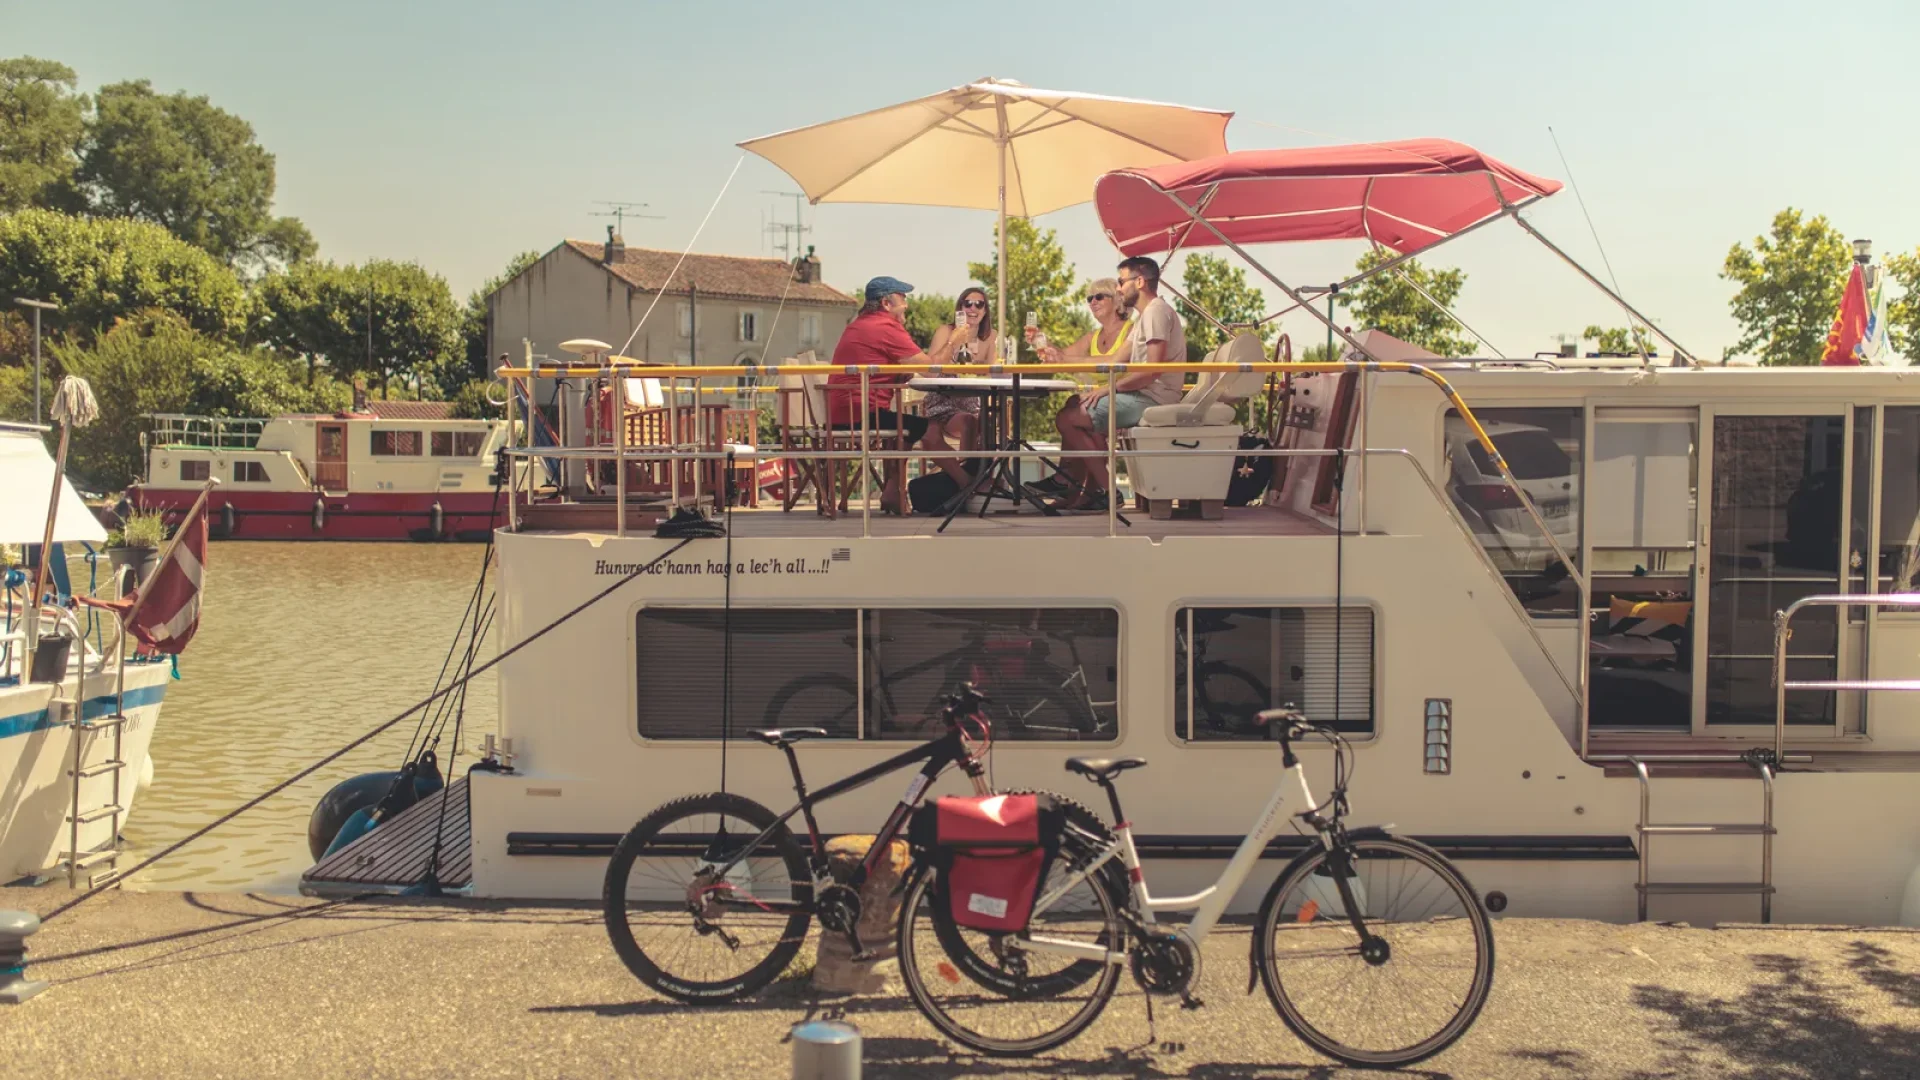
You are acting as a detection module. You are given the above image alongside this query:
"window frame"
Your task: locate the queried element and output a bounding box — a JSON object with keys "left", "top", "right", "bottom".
{"left": 1438, "top": 401, "right": 1587, "bottom": 619}
{"left": 369, "top": 429, "right": 424, "bottom": 456}
{"left": 799, "top": 312, "right": 822, "bottom": 347}
{"left": 1168, "top": 601, "right": 1382, "bottom": 745}
{"left": 179, "top": 459, "right": 211, "bottom": 482}
{"left": 738, "top": 309, "right": 762, "bottom": 343}
{"left": 431, "top": 430, "right": 486, "bottom": 458}
{"left": 231, "top": 459, "right": 269, "bottom": 483}
{"left": 630, "top": 602, "right": 1124, "bottom": 746}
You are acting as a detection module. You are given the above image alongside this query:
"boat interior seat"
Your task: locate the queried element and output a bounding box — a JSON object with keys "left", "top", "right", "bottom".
{"left": 1065, "top": 756, "right": 1148, "bottom": 783}
{"left": 754, "top": 727, "right": 830, "bottom": 748}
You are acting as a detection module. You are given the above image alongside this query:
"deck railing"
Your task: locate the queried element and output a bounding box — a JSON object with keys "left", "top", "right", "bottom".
{"left": 145, "top": 414, "right": 268, "bottom": 450}
{"left": 1773, "top": 594, "right": 1920, "bottom": 759}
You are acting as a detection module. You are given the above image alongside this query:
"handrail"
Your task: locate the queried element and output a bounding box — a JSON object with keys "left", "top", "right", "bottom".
{"left": 1774, "top": 593, "right": 1920, "bottom": 759}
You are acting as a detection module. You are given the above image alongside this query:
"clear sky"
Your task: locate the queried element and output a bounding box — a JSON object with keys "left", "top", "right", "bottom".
{"left": 10, "top": 0, "right": 1916, "bottom": 360}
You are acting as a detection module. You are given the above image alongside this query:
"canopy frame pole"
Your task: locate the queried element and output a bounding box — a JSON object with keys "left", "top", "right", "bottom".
{"left": 1501, "top": 201, "right": 1697, "bottom": 365}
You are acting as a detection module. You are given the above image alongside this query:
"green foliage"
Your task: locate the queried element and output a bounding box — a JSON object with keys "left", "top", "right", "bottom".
{"left": 460, "top": 249, "right": 542, "bottom": 377}
{"left": 253, "top": 258, "right": 461, "bottom": 395}
{"left": 0, "top": 363, "right": 48, "bottom": 423}
{"left": 0, "top": 209, "right": 250, "bottom": 342}
{"left": 448, "top": 378, "right": 503, "bottom": 420}
{"left": 110, "top": 508, "right": 168, "bottom": 550}
{"left": 902, "top": 292, "right": 957, "bottom": 350}
{"left": 968, "top": 219, "right": 1093, "bottom": 362}
{"left": 75, "top": 79, "right": 313, "bottom": 272}
{"left": 1722, "top": 208, "right": 1851, "bottom": 366}
{"left": 1337, "top": 249, "right": 1471, "bottom": 357}
{"left": 52, "top": 314, "right": 346, "bottom": 489}
{"left": 1883, "top": 250, "right": 1920, "bottom": 364}
{"left": 1177, "top": 254, "right": 1273, "bottom": 360}
{"left": 1581, "top": 324, "right": 1654, "bottom": 356}
{"left": 0, "top": 57, "right": 87, "bottom": 212}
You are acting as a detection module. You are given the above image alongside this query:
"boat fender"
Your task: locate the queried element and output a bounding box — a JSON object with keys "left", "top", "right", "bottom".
{"left": 312, "top": 498, "right": 326, "bottom": 532}
{"left": 219, "top": 502, "right": 236, "bottom": 537}
{"left": 307, "top": 770, "right": 402, "bottom": 860}
{"left": 430, "top": 501, "right": 444, "bottom": 541}
{"left": 137, "top": 754, "right": 154, "bottom": 794}
{"left": 324, "top": 806, "right": 378, "bottom": 857}
{"left": 412, "top": 749, "right": 445, "bottom": 799}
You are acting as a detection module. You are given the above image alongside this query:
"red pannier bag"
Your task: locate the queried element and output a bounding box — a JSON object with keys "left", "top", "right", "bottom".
{"left": 910, "top": 793, "right": 1063, "bottom": 933}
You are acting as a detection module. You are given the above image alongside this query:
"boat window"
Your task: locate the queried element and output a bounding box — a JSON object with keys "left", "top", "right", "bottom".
{"left": 1880, "top": 407, "right": 1920, "bottom": 592}
{"left": 371, "top": 430, "right": 423, "bottom": 456}
{"left": 180, "top": 459, "right": 210, "bottom": 482}
{"left": 865, "top": 609, "right": 1118, "bottom": 742}
{"left": 635, "top": 609, "right": 859, "bottom": 739}
{"left": 431, "top": 431, "right": 485, "bottom": 457}
{"left": 1443, "top": 407, "right": 1583, "bottom": 615}
{"left": 633, "top": 606, "right": 1119, "bottom": 742}
{"left": 233, "top": 460, "right": 268, "bottom": 483}
{"left": 1172, "top": 606, "right": 1375, "bottom": 740}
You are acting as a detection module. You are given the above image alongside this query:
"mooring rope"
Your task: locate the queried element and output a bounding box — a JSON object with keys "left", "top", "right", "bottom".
{"left": 36, "top": 536, "right": 697, "bottom": 924}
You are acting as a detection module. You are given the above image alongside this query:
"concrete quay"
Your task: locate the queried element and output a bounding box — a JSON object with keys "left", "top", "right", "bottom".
{"left": 3, "top": 887, "right": 1919, "bottom": 1079}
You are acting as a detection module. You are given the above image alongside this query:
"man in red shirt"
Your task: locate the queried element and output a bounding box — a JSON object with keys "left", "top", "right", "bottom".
{"left": 828, "top": 276, "right": 971, "bottom": 513}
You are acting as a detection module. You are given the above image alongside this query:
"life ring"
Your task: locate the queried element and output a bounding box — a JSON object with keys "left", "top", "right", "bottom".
{"left": 430, "top": 501, "right": 445, "bottom": 541}
{"left": 312, "top": 498, "right": 326, "bottom": 532}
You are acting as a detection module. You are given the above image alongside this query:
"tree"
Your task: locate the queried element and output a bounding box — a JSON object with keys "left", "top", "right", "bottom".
{"left": 0, "top": 209, "right": 250, "bottom": 342}
{"left": 1582, "top": 324, "right": 1655, "bottom": 356}
{"left": 49, "top": 313, "right": 346, "bottom": 489}
{"left": 1337, "top": 248, "right": 1472, "bottom": 357}
{"left": 75, "top": 79, "right": 314, "bottom": 272}
{"left": 902, "top": 291, "right": 958, "bottom": 350}
{"left": 253, "top": 259, "right": 460, "bottom": 396}
{"left": 1883, "top": 249, "right": 1920, "bottom": 364}
{"left": 0, "top": 57, "right": 87, "bottom": 212}
{"left": 460, "top": 249, "right": 542, "bottom": 377}
{"left": 1722, "top": 208, "right": 1850, "bottom": 366}
{"left": 968, "top": 219, "right": 1093, "bottom": 362}
{"left": 1178, "top": 254, "right": 1272, "bottom": 360}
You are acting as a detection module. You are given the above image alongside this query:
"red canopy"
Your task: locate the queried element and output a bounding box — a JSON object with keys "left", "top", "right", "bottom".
{"left": 1095, "top": 138, "right": 1562, "bottom": 257}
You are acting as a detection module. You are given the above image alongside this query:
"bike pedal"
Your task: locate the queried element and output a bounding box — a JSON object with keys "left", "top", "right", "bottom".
{"left": 850, "top": 949, "right": 879, "bottom": 963}
{"left": 1181, "top": 995, "right": 1205, "bottom": 1011}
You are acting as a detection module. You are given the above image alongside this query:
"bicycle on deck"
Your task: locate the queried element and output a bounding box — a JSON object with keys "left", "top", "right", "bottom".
{"left": 896, "top": 706, "right": 1495, "bottom": 1067}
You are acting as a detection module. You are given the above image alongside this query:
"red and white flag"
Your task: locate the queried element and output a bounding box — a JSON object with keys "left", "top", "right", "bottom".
{"left": 83, "top": 498, "right": 209, "bottom": 655}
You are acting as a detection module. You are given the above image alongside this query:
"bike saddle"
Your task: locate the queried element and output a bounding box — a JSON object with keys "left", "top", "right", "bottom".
{"left": 1065, "top": 757, "right": 1148, "bottom": 782}
{"left": 753, "top": 728, "right": 830, "bottom": 747}
{"left": 1254, "top": 706, "right": 1306, "bottom": 727}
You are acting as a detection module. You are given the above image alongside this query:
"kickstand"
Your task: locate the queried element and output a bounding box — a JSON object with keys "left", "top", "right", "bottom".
{"left": 1142, "top": 985, "right": 1157, "bottom": 1047}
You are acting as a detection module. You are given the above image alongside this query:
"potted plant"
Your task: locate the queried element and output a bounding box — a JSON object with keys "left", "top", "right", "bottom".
{"left": 105, "top": 508, "right": 167, "bottom": 586}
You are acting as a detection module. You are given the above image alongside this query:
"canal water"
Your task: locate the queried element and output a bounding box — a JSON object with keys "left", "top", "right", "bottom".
{"left": 117, "top": 542, "right": 498, "bottom": 891}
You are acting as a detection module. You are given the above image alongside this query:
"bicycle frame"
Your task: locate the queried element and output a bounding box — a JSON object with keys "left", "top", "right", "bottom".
{"left": 1021, "top": 756, "right": 1331, "bottom": 964}
{"left": 708, "top": 723, "right": 991, "bottom": 913}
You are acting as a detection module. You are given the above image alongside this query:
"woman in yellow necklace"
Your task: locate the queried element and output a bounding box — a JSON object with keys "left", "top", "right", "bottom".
{"left": 1028, "top": 278, "right": 1133, "bottom": 496}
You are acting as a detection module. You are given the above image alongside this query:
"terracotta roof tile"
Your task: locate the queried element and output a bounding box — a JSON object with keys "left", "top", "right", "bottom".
{"left": 563, "top": 242, "right": 857, "bottom": 307}
{"left": 360, "top": 401, "right": 456, "bottom": 421}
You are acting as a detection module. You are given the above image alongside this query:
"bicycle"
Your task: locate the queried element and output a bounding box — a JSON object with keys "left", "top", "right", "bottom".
{"left": 764, "top": 616, "right": 1114, "bottom": 739}
{"left": 1174, "top": 610, "right": 1274, "bottom": 736}
{"left": 602, "top": 684, "right": 1111, "bottom": 1004}
{"left": 897, "top": 707, "right": 1495, "bottom": 1066}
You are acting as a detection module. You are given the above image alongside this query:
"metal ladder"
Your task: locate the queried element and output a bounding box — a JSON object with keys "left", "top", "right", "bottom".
{"left": 52, "top": 692, "right": 127, "bottom": 889}
{"left": 1629, "top": 753, "right": 1778, "bottom": 923}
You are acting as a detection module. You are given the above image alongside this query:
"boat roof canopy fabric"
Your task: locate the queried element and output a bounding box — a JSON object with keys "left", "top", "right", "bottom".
{"left": 0, "top": 429, "right": 107, "bottom": 545}
{"left": 1094, "top": 138, "right": 1562, "bottom": 257}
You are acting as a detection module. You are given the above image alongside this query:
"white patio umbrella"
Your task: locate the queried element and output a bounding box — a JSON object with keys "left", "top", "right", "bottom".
{"left": 739, "top": 77, "right": 1232, "bottom": 344}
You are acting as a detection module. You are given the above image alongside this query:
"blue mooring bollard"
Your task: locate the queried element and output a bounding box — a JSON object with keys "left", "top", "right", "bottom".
{"left": 791, "top": 1019, "right": 861, "bottom": 1080}
{"left": 0, "top": 910, "right": 48, "bottom": 1004}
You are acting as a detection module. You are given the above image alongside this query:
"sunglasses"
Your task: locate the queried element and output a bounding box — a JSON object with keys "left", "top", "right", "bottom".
{"left": 959, "top": 299, "right": 987, "bottom": 310}
{"left": 1086, "top": 293, "right": 1112, "bottom": 303}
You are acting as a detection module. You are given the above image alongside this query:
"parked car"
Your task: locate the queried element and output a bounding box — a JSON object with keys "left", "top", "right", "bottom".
{"left": 1444, "top": 418, "right": 1579, "bottom": 569}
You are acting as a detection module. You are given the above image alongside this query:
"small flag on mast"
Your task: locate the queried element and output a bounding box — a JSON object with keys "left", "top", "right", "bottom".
{"left": 1821, "top": 264, "right": 1870, "bottom": 367}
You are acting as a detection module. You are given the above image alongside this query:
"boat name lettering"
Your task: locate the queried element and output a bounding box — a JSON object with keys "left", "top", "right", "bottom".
{"left": 593, "top": 552, "right": 849, "bottom": 578}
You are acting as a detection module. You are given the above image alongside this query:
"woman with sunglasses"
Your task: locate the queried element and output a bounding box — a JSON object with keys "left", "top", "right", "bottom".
{"left": 1026, "top": 278, "right": 1134, "bottom": 499}
{"left": 914, "top": 286, "right": 995, "bottom": 492}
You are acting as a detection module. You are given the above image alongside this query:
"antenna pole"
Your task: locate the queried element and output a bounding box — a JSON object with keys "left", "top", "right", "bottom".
{"left": 591, "top": 201, "right": 662, "bottom": 237}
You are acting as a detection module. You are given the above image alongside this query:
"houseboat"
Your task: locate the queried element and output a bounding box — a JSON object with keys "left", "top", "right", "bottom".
{"left": 2, "top": 423, "right": 171, "bottom": 888}
{"left": 130, "top": 402, "right": 509, "bottom": 542}
{"left": 308, "top": 140, "right": 1920, "bottom": 931}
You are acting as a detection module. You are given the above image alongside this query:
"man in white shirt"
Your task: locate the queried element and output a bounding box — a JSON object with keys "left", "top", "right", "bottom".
{"left": 1045, "top": 256, "right": 1186, "bottom": 511}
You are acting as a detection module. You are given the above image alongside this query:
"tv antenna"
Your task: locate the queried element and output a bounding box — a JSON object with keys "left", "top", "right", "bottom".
{"left": 762, "top": 190, "right": 812, "bottom": 261}
{"left": 592, "top": 201, "right": 662, "bottom": 235}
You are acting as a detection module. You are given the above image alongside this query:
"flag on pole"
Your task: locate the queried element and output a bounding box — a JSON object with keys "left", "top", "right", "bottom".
{"left": 1821, "top": 263, "right": 1870, "bottom": 366}
{"left": 1862, "top": 271, "right": 1893, "bottom": 364}
{"left": 80, "top": 494, "right": 210, "bottom": 655}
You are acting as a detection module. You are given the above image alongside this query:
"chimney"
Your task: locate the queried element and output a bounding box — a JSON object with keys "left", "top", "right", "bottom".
{"left": 603, "top": 224, "right": 625, "bottom": 265}
{"left": 793, "top": 244, "right": 820, "bottom": 285}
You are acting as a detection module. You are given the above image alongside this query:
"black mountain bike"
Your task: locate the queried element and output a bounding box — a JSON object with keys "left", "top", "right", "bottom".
{"left": 602, "top": 685, "right": 1110, "bottom": 1003}
{"left": 764, "top": 619, "right": 1113, "bottom": 739}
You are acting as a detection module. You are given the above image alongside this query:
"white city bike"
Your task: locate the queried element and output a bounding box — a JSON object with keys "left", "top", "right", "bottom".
{"left": 897, "top": 708, "right": 1496, "bottom": 1068}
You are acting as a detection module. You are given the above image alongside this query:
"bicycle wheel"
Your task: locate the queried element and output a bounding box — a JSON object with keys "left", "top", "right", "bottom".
{"left": 1194, "top": 662, "right": 1270, "bottom": 736}
{"left": 1256, "top": 834, "right": 1494, "bottom": 1068}
{"left": 602, "top": 792, "right": 812, "bottom": 1003}
{"left": 997, "top": 680, "right": 1098, "bottom": 737}
{"left": 898, "top": 800, "right": 1126, "bottom": 1056}
{"left": 763, "top": 673, "right": 858, "bottom": 734}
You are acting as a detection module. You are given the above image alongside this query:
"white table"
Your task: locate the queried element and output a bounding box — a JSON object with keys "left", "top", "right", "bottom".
{"left": 905, "top": 378, "right": 1083, "bottom": 527}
